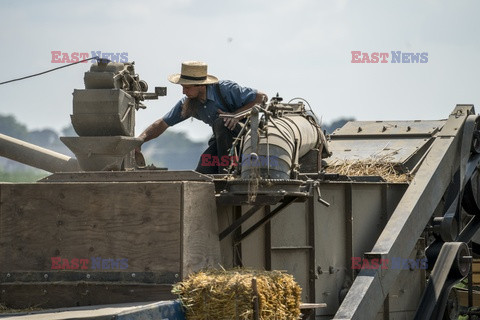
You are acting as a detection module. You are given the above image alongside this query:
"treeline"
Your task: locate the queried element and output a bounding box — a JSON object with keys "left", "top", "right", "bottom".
{"left": 0, "top": 114, "right": 353, "bottom": 180}
{"left": 322, "top": 118, "right": 354, "bottom": 135}
{"left": 0, "top": 114, "right": 206, "bottom": 174}
{"left": 0, "top": 114, "right": 72, "bottom": 152}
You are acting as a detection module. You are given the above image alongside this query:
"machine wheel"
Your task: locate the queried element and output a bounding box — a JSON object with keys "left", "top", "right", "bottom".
{"left": 139, "top": 80, "right": 148, "bottom": 92}
{"left": 443, "top": 289, "right": 459, "bottom": 320}
{"left": 471, "top": 117, "right": 480, "bottom": 154}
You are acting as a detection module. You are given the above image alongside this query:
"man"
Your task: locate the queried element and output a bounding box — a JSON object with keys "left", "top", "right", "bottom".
{"left": 137, "top": 61, "right": 267, "bottom": 174}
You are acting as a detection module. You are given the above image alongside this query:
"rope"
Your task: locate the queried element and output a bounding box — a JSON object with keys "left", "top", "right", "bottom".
{"left": 0, "top": 56, "right": 105, "bottom": 86}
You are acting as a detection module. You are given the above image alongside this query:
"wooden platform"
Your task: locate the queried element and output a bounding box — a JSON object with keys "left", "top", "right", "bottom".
{"left": 0, "top": 301, "right": 326, "bottom": 320}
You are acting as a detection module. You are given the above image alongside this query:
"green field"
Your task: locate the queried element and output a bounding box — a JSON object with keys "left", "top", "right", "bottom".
{"left": 0, "top": 171, "right": 49, "bottom": 183}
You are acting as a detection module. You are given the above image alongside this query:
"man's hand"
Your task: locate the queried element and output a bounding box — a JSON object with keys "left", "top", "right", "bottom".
{"left": 134, "top": 144, "right": 146, "bottom": 167}
{"left": 218, "top": 110, "right": 239, "bottom": 131}
{"left": 134, "top": 134, "right": 146, "bottom": 167}
{"left": 134, "top": 135, "right": 145, "bottom": 154}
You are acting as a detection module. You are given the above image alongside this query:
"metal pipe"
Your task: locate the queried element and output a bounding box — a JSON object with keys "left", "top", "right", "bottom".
{"left": 0, "top": 133, "right": 80, "bottom": 173}
{"left": 241, "top": 114, "right": 319, "bottom": 179}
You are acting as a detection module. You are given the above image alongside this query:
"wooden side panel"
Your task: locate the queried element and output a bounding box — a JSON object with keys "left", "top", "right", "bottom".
{"left": 182, "top": 182, "right": 221, "bottom": 277}
{"left": 0, "top": 182, "right": 182, "bottom": 274}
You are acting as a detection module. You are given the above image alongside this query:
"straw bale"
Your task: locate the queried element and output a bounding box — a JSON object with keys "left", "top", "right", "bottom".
{"left": 325, "top": 156, "right": 413, "bottom": 183}
{"left": 172, "top": 269, "right": 302, "bottom": 320}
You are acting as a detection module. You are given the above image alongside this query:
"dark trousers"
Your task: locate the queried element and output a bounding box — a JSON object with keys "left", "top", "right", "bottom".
{"left": 196, "top": 118, "right": 242, "bottom": 174}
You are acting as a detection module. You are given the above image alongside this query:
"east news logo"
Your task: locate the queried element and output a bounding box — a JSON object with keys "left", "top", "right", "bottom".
{"left": 51, "top": 51, "right": 128, "bottom": 63}
{"left": 351, "top": 257, "right": 428, "bottom": 270}
{"left": 351, "top": 51, "right": 428, "bottom": 63}
{"left": 51, "top": 257, "right": 128, "bottom": 270}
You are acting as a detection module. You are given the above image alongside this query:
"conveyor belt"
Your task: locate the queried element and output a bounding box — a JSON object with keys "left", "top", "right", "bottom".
{"left": 414, "top": 242, "right": 469, "bottom": 320}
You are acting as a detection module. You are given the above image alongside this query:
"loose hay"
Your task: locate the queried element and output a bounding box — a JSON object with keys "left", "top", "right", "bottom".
{"left": 325, "top": 157, "right": 413, "bottom": 183}
{"left": 172, "top": 269, "right": 302, "bottom": 320}
{"left": 0, "top": 304, "right": 43, "bottom": 314}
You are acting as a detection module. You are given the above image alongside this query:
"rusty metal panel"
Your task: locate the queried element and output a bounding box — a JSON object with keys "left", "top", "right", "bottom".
{"left": 270, "top": 200, "right": 310, "bottom": 302}
{"left": 239, "top": 205, "right": 267, "bottom": 269}
{"left": 227, "top": 179, "right": 411, "bottom": 319}
{"left": 313, "top": 183, "right": 348, "bottom": 317}
{"left": 271, "top": 250, "right": 310, "bottom": 301}
{"left": 331, "top": 120, "right": 445, "bottom": 137}
{"left": 271, "top": 203, "right": 309, "bottom": 248}
{"left": 327, "top": 138, "right": 433, "bottom": 166}
{"left": 327, "top": 120, "right": 447, "bottom": 169}
{"left": 351, "top": 184, "right": 385, "bottom": 257}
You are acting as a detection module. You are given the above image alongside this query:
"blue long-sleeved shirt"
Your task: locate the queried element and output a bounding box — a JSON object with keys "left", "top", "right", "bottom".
{"left": 162, "top": 80, "right": 257, "bottom": 127}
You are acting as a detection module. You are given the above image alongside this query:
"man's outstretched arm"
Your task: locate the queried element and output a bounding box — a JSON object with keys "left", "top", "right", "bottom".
{"left": 222, "top": 92, "right": 268, "bottom": 130}
{"left": 138, "top": 119, "right": 169, "bottom": 145}
{"left": 236, "top": 92, "right": 267, "bottom": 114}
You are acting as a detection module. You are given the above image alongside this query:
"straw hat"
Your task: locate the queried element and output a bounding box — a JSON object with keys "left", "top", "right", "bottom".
{"left": 168, "top": 61, "right": 218, "bottom": 85}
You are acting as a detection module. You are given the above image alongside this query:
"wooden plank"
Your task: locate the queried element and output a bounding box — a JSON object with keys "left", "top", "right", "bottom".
{"left": 0, "top": 283, "right": 175, "bottom": 310}
{"left": 473, "top": 273, "right": 480, "bottom": 285}
{"left": 472, "top": 259, "right": 480, "bottom": 272}
{"left": 39, "top": 170, "right": 212, "bottom": 183}
{"left": 115, "top": 300, "right": 185, "bottom": 320}
{"left": 457, "top": 289, "right": 480, "bottom": 307}
{"left": 300, "top": 302, "right": 327, "bottom": 320}
{"left": 0, "top": 182, "right": 182, "bottom": 274}
{"left": 0, "top": 301, "right": 184, "bottom": 320}
{"left": 0, "top": 300, "right": 185, "bottom": 320}
{"left": 300, "top": 302, "right": 327, "bottom": 309}
{"left": 182, "top": 182, "right": 221, "bottom": 277}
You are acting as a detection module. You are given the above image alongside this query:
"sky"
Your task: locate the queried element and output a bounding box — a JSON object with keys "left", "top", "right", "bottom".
{"left": 0, "top": 0, "right": 479, "bottom": 142}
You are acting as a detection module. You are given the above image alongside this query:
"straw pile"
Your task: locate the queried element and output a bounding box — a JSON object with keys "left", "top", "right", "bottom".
{"left": 172, "top": 269, "right": 302, "bottom": 320}
{"left": 325, "top": 157, "right": 413, "bottom": 183}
